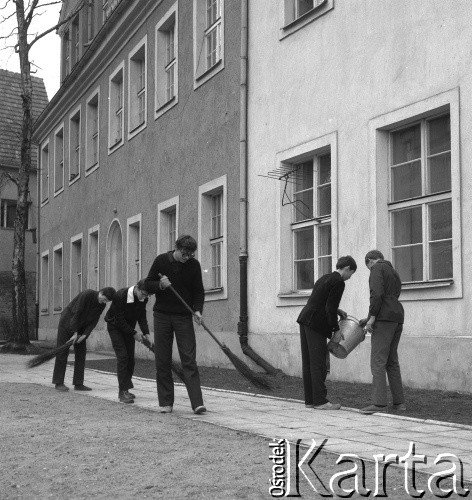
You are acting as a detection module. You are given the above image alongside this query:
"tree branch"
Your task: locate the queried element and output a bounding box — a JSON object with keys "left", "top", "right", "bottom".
{"left": 25, "top": 0, "right": 40, "bottom": 28}
{"left": 0, "top": 171, "right": 19, "bottom": 187}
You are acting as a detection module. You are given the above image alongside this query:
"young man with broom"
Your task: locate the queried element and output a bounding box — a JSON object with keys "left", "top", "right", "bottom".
{"left": 105, "top": 280, "right": 153, "bottom": 404}
{"left": 52, "top": 287, "right": 116, "bottom": 392}
{"left": 145, "top": 235, "right": 206, "bottom": 415}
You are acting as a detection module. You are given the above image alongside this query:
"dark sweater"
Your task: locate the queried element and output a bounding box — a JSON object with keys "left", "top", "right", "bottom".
{"left": 145, "top": 251, "right": 204, "bottom": 315}
{"left": 105, "top": 287, "right": 150, "bottom": 336}
{"left": 296, "top": 272, "right": 345, "bottom": 338}
{"left": 63, "top": 289, "right": 105, "bottom": 338}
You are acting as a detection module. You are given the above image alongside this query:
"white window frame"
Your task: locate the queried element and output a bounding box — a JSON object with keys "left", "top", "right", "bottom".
{"left": 369, "top": 88, "right": 461, "bottom": 301}
{"left": 85, "top": 86, "right": 100, "bottom": 176}
{"left": 126, "top": 214, "right": 142, "bottom": 285}
{"left": 53, "top": 242, "right": 64, "bottom": 314}
{"left": 87, "top": 224, "right": 100, "bottom": 290}
{"left": 128, "top": 36, "right": 147, "bottom": 139}
{"left": 157, "top": 196, "right": 179, "bottom": 254}
{"left": 72, "top": 15, "right": 80, "bottom": 67}
{"left": 70, "top": 233, "right": 83, "bottom": 299}
{"left": 105, "top": 218, "right": 124, "bottom": 289}
{"left": 275, "top": 132, "right": 338, "bottom": 307}
{"left": 155, "top": 3, "right": 179, "bottom": 119}
{"left": 86, "top": 0, "right": 95, "bottom": 42}
{"left": 279, "top": 0, "right": 334, "bottom": 40}
{"left": 40, "top": 139, "right": 50, "bottom": 206}
{"left": 198, "top": 175, "right": 227, "bottom": 301}
{"left": 108, "top": 61, "right": 125, "bottom": 152}
{"left": 53, "top": 123, "right": 65, "bottom": 196}
{"left": 193, "top": 0, "right": 225, "bottom": 89}
{"left": 40, "top": 249, "right": 49, "bottom": 315}
{"left": 68, "top": 105, "right": 81, "bottom": 185}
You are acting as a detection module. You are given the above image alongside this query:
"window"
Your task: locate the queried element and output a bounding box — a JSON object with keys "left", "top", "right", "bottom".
{"left": 127, "top": 215, "right": 141, "bottom": 285}
{"left": 63, "top": 30, "right": 70, "bottom": 78}
{"left": 70, "top": 233, "right": 83, "bottom": 299}
{"left": 41, "top": 250, "right": 49, "bottom": 314}
{"left": 86, "top": 88, "right": 100, "bottom": 174}
{"left": 53, "top": 243, "right": 63, "bottom": 313}
{"left": 128, "top": 38, "right": 147, "bottom": 137}
{"left": 389, "top": 114, "right": 452, "bottom": 283}
{"left": 193, "top": 0, "right": 224, "bottom": 87}
{"left": 0, "top": 199, "right": 17, "bottom": 229}
{"left": 88, "top": 225, "right": 100, "bottom": 290}
{"left": 157, "top": 196, "right": 179, "bottom": 254}
{"left": 290, "top": 153, "right": 332, "bottom": 290}
{"left": 54, "top": 125, "right": 64, "bottom": 195}
{"left": 69, "top": 107, "right": 81, "bottom": 183}
{"left": 280, "top": 0, "right": 333, "bottom": 40}
{"left": 155, "top": 4, "right": 178, "bottom": 117}
{"left": 108, "top": 63, "right": 124, "bottom": 150}
{"left": 86, "top": 1, "right": 95, "bottom": 41}
{"left": 40, "top": 141, "right": 49, "bottom": 205}
{"left": 198, "top": 176, "right": 227, "bottom": 300}
{"left": 102, "top": 0, "right": 119, "bottom": 22}
{"left": 72, "top": 15, "right": 80, "bottom": 66}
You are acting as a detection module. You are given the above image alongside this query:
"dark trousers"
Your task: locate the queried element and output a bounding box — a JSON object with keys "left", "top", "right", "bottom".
{"left": 300, "top": 325, "right": 328, "bottom": 406}
{"left": 371, "top": 321, "right": 404, "bottom": 406}
{"left": 52, "top": 316, "right": 86, "bottom": 386}
{"left": 154, "top": 312, "right": 204, "bottom": 409}
{"left": 108, "top": 327, "right": 135, "bottom": 392}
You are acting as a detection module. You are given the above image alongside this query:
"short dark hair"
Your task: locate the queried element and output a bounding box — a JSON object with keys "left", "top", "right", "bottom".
{"left": 365, "top": 250, "right": 384, "bottom": 264}
{"left": 336, "top": 255, "right": 357, "bottom": 271}
{"left": 175, "top": 235, "right": 197, "bottom": 252}
{"left": 136, "top": 279, "right": 152, "bottom": 294}
{"left": 99, "top": 287, "right": 116, "bottom": 301}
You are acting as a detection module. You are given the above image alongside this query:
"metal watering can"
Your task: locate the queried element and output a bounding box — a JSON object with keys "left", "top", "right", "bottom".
{"left": 328, "top": 315, "right": 365, "bottom": 359}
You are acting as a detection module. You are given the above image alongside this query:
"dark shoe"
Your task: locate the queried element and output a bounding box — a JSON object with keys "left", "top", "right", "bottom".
{"left": 124, "top": 391, "right": 136, "bottom": 399}
{"left": 159, "top": 405, "right": 173, "bottom": 413}
{"left": 55, "top": 383, "right": 69, "bottom": 392}
{"left": 392, "top": 403, "right": 406, "bottom": 411}
{"left": 314, "top": 402, "right": 341, "bottom": 410}
{"left": 74, "top": 384, "right": 92, "bottom": 391}
{"left": 193, "top": 405, "right": 207, "bottom": 415}
{"left": 118, "top": 391, "right": 134, "bottom": 404}
{"left": 360, "top": 404, "right": 387, "bottom": 414}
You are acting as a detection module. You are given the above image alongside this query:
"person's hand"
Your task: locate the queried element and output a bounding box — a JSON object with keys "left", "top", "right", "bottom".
{"left": 331, "top": 330, "right": 344, "bottom": 344}
{"left": 133, "top": 331, "right": 143, "bottom": 343}
{"left": 337, "top": 309, "right": 347, "bottom": 320}
{"left": 143, "top": 334, "right": 151, "bottom": 345}
{"left": 76, "top": 334, "right": 86, "bottom": 344}
{"left": 70, "top": 333, "right": 78, "bottom": 344}
{"left": 193, "top": 311, "right": 202, "bottom": 326}
{"left": 364, "top": 318, "right": 375, "bottom": 334}
{"left": 159, "top": 275, "right": 171, "bottom": 290}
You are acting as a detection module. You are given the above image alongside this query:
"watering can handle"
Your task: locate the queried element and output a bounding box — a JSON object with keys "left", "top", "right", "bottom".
{"left": 345, "top": 314, "right": 360, "bottom": 323}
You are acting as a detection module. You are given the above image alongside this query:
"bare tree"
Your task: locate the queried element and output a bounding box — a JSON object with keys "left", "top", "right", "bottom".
{"left": 1, "top": 0, "right": 85, "bottom": 352}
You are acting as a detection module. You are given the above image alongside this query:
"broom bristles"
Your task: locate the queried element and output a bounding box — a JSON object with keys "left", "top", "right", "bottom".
{"left": 221, "top": 345, "right": 271, "bottom": 390}
{"left": 27, "top": 340, "right": 74, "bottom": 368}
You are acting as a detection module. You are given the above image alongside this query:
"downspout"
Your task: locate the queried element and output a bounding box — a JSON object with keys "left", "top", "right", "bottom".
{"left": 238, "top": 0, "right": 278, "bottom": 375}
{"left": 34, "top": 158, "right": 40, "bottom": 341}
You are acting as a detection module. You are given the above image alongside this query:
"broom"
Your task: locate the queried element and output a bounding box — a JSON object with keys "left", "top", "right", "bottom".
{"left": 27, "top": 339, "right": 75, "bottom": 368}
{"left": 158, "top": 274, "right": 270, "bottom": 390}
{"left": 141, "top": 335, "right": 185, "bottom": 383}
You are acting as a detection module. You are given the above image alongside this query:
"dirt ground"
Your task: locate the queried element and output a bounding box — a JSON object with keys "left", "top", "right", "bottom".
{"left": 0, "top": 382, "right": 453, "bottom": 500}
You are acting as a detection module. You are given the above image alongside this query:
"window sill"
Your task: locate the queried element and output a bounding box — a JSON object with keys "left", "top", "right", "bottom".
{"left": 156, "top": 96, "right": 176, "bottom": 114}
{"left": 204, "top": 286, "right": 227, "bottom": 302}
{"left": 402, "top": 279, "right": 453, "bottom": 290}
{"left": 128, "top": 121, "right": 147, "bottom": 141}
{"left": 194, "top": 59, "right": 224, "bottom": 90}
{"left": 282, "top": 1, "right": 328, "bottom": 31}
{"left": 69, "top": 173, "right": 80, "bottom": 186}
{"left": 85, "top": 163, "right": 99, "bottom": 177}
{"left": 276, "top": 292, "right": 311, "bottom": 307}
{"left": 0, "top": 226, "right": 14, "bottom": 231}
{"left": 108, "top": 140, "right": 124, "bottom": 155}
{"left": 280, "top": 0, "right": 333, "bottom": 40}
{"left": 53, "top": 308, "right": 63, "bottom": 315}
{"left": 41, "top": 199, "right": 49, "bottom": 207}
{"left": 40, "top": 309, "right": 49, "bottom": 316}
{"left": 54, "top": 187, "right": 64, "bottom": 198}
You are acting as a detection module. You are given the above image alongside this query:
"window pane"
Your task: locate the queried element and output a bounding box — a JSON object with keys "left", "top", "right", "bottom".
{"left": 391, "top": 124, "right": 421, "bottom": 165}
{"left": 318, "top": 256, "right": 331, "bottom": 277}
{"left": 430, "top": 240, "right": 452, "bottom": 280}
{"left": 317, "top": 185, "right": 331, "bottom": 217}
{"left": 393, "top": 245, "right": 423, "bottom": 282}
{"left": 391, "top": 161, "right": 421, "bottom": 201}
{"left": 392, "top": 207, "right": 422, "bottom": 245}
{"left": 318, "top": 224, "right": 331, "bottom": 256}
{"left": 428, "top": 115, "right": 450, "bottom": 155}
{"left": 294, "top": 190, "right": 313, "bottom": 221}
{"left": 318, "top": 154, "right": 331, "bottom": 184}
{"left": 294, "top": 161, "right": 313, "bottom": 192}
{"left": 297, "top": 0, "right": 314, "bottom": 17}
{"left": 429, "top": 201, "right": 452, "bottom": 241}
{"left": 294, "top": 227, "right": 314, "bottom": 260}
{"left": 295, "top": 260, "right": 314, "bottom": 290}
{"left": 428, "top": 152, "right": 451, "bottom": 194}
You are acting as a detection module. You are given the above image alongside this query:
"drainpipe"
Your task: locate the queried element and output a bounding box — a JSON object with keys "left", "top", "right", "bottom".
{"left": 238, "top": 0, "right": 278, "bottom": 375}
{"left": 35, "top": 160, "right": 40, "bottom": 341}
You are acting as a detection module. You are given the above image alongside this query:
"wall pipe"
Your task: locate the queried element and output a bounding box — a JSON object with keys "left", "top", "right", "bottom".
{"left": 238, "top": 0, "right": 278, "bottom": 375}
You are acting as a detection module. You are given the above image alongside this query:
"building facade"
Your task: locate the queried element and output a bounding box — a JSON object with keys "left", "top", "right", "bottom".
{"left": 0, "top": 69, "right": 48, "bottom": 341}
{"left": 33, "top": 0, "right": 251, "bottom": 362}
{"left": 246, "top": 0, "right": 472, "bottom": 392}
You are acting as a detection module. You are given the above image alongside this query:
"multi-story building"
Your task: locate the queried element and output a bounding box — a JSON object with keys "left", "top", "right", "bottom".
{"left": 0, "top": 69, "right": 48, "bottom": 340}
{"left": 247, "top": 0, "right": 472, "bottom": 392}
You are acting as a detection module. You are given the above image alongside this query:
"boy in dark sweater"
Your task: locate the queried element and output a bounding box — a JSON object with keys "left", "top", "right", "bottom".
{"left": 105, "top": 280, "right": 152, "bottom": 403}
{"left": 145, "top": 235, "right": 206, "bottom": 415}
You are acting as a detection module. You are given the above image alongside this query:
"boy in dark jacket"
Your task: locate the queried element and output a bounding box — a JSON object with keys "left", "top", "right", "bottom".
{"left": 297, "top": 256, "right": 357, "bottom": 410}
{"left": 105, "top": 280, "right": 152, "bottom": 403}
{"left": 359, "top": 250, "right": 405, "bottom": 414}
{"left": 52, "top": 287, "right": 116, "bottom": 392}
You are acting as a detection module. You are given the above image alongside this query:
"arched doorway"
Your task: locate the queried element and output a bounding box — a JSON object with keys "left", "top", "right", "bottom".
{"left": 106, "top": 220, "right": 123, "bottom": 290}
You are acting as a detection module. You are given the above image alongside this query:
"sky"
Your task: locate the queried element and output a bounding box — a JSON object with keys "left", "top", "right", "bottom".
{"left": 0, "top": 3, "right": 62, "bottom": 100}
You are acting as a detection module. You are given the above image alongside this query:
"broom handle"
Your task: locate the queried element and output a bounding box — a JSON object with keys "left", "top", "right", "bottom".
{"left": 158, "top": 273, "right": 225, "bottom": 349}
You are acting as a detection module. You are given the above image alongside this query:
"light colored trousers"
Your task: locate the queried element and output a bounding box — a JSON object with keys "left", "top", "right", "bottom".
{"left": 371, "top": 321, "right": 404, "bottom": 406}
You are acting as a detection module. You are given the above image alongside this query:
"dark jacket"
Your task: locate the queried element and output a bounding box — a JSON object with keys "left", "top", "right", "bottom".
{"left": 368, "top": 260, "right": 404, "bottom": 324}
{"left": 145, "top": 251, "right": 205, "bottom": 315}
{"left": 60, "top": 289, "right": 105, "bottom": 338}
{"left": 296, "top": 272, "right": 345, "bottom": 338}
{"left": 105, "top": 287, "right": 150, "bottom": 336}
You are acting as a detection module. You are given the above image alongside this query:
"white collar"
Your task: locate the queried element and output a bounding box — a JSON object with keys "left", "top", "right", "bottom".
{"left": 127, "top": 286, "right": 145, "bottom": 303}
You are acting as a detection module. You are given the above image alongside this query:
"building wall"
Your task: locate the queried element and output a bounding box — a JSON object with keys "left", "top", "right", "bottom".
{"left": 36, "top": 0, "right": 243, "bottom": 357}
{"left": 247, "top": 0, "right": 472, "bottom": 392}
